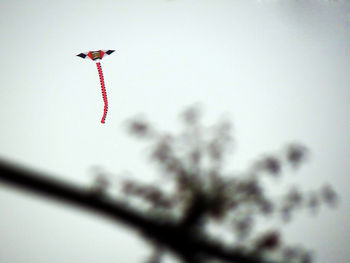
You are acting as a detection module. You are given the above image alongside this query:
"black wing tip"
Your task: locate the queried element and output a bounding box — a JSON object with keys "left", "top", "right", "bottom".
{"left": 77, "top": 53, "right": 87, "bottom": 58}
{"left": 106, "top": 50, "right": 115, "bottom": 55}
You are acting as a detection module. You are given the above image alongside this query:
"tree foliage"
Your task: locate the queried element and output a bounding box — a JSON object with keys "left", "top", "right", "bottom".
{"left": 118, "top": 105, "right": 338, "bottom": 263}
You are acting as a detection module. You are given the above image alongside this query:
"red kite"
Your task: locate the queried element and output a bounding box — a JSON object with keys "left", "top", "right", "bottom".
{"left": 77, "top": 50, "right": 115, "bottom": 123}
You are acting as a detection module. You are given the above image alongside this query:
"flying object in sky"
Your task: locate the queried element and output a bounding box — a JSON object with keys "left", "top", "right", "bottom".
{"left": 77, "top": 50, "right": 115, "bottom": 124}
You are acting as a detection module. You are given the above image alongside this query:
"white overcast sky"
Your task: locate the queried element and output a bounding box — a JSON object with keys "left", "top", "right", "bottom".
{"left": 0, "top": 0, "right": 349, "bottom": 262}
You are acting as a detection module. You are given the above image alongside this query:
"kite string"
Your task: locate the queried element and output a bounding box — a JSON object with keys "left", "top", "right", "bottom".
{"left": 96, "top": 62, "right": 108, "bottom": 124}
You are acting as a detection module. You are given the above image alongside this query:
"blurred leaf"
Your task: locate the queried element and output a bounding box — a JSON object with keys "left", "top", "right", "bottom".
{"left": 255, "top": 231, "right": 281, "bottom": 251}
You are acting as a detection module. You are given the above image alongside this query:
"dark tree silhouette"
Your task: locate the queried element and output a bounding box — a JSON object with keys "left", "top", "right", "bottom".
{"left": 0, "top": 106, "right": 337, "bottom": 263}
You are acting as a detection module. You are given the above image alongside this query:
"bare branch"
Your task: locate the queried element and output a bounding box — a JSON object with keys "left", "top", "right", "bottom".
{"left": 0, "top": 158, "right": 277, "bottom": 263}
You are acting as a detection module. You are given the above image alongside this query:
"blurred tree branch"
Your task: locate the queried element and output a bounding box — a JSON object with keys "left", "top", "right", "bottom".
{"left": 0, "top": 159, "right": 273, "bottom": 263}
{"left": 0, "top": 106, "right": 338, "bottom": 263}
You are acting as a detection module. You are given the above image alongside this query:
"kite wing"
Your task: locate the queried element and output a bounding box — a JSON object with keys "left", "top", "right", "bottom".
{"left": 77, "top": 50, "right": 115, "bottom": 61}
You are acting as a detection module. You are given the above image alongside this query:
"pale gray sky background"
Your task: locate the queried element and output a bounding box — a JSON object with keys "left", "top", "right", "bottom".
{"left": 0, "top": 0, "right": 349, "bottom": 262}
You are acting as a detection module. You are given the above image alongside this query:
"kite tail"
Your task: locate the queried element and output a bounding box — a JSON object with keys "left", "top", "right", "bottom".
{"left": 96, "top": 62, "right": 108, "bottom": 124}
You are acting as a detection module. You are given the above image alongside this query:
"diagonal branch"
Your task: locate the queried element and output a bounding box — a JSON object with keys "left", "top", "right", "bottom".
{"left": 0, "top": 158, "right": 275, "bottom": 263}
